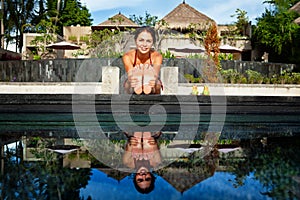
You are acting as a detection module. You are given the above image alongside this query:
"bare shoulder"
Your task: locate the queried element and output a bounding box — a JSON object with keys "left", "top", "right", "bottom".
{"left": 152, "top": 50, "right": 162, "bottom": 58}
{"left": 151, "top": 50, "right": 163, "bottom": 63}
{"left": 122, "top": 49, "right": 136, "bottom": 72}
{"left": 123, "top": 49, "right": 135, "bottom": 59}
{"left": 151, "top": 51, "right": 162, "bottom": 59}
{"left": 122, "top": 49, "right": 135, "bottom": 64}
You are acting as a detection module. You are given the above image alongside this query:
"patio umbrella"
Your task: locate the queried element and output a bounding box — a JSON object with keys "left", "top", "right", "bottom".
{"left": 46, "top": 41, "right": 81, "bottom": 50}
{"left": 219, "top": 44, "right": 242, "bottom": 53}
{"left": 47, "top": 145, "right": 80, "bottom": 154}
{"left": 169, "top": 43, "right": 205, "bottom": 53}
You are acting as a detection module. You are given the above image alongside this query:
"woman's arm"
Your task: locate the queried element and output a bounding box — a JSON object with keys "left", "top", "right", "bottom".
{"left": 152, "top": 51, "right": 163, "bottom": 77}
{"left": 122, "top": 52, "right": 138, "bottom": 92}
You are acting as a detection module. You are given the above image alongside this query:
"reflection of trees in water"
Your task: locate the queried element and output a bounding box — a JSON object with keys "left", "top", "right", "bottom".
{"left": 218, "top": 138, "right": 300, "bottom": 200}
{"left": 0, "top": 141, "right": 91, "bottom": 199}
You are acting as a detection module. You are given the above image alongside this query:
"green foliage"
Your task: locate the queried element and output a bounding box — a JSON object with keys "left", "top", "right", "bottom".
{"left": 187, "top": 22, "right": 207, "bottom": 42}
{"left": 50, "top": 0, "right": 93, "bottom": 35}
{"left": 30, "top": 20, "right": 57, "bottom": 58}
{"left": 68, "top": 35, "right": 77, "bottom": 42}
{"left": 218, "top": 53, "right": 233, "bottom": 60}
{"left": 291, "top": 72, "right": 300, "bottom": 84}
{"left": 3, "top": 0, "right": 93, "bottom": 52}
{"left": 161, "top": 50, "right": 175, "bottom": 58}
{"left": 80, "top": 35, "right": 89, "bottom": 43}
{"left": 4, "top": 0, "right": 42, "bottom": 52}
{"left": 245, "top": 69, "right": 264, "bottom": 84}
{"left": 252, "top": 0, "right": 300, "bottom": 64}
{"left": 221, "top": 69, "right": 240, "bottom": 83}
{"left": 89, "top": 29, "right": 127, "bottom": 58}
{"left": 230, "top": 9, "right": 250, "bottom": 36}
{"left": 219, "top": 68, "right": 300, "bottom": 84}
{"left": 184, "top": 74, "right": 203, "bottom": 83}
{"left": 187, "top": 53, "right": 207, "bottom": 59}
{"left": 129, "top": 11, "right": 158, "bottom": 26}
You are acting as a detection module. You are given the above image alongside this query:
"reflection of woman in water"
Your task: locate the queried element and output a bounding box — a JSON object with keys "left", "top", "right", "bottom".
{"left": 123, "top": 132, "right": 162, "bottom": 194}
{"left": 122, "top": 26, "right": 163, "bottom": 94}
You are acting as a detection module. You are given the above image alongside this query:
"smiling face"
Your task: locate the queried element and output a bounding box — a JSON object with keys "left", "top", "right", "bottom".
{"left": 135, "top": 31, "right": 153, "bottom": 54}
{"left": 135, "top": 167, "right": 152, "bottom": 190}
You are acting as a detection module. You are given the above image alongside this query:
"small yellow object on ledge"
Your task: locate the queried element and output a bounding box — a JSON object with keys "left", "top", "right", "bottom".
{"left": 191, "top": 85, "right": 199, "bottom": 95}
{"left": 202, "top": 85, "right": 210, "bottom": 95}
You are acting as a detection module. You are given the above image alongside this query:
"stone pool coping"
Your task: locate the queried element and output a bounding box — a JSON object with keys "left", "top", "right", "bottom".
{"left": 0, "top": 82, "right": 300, "bottom": 96}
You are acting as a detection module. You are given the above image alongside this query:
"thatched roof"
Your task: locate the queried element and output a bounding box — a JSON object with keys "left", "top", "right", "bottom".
{"left": 161, "top": 1, "right": 215, "bottom": 30}
{"left": 290, "top": 1, "right": 300, "bottom": 24}
{"left": 157, "top": 167, "right": 213, "bottom": 193}
{"left": 92, "top": 12, "right": 140, "bottom": 31}
{"left": 290, "top": 1, "right": 300, "bottom": 13}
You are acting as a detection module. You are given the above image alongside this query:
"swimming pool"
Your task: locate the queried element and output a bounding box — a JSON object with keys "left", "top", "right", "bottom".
{"left": 0, "top": 94, "right": 299, "bottom": 199}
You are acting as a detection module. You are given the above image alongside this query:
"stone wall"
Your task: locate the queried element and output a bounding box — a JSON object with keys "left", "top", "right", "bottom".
{"left": 0, "top": 58, "right": 297, "bottom": 83}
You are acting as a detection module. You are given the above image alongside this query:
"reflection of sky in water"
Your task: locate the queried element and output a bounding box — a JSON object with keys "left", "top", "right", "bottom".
{"left": 80, "top": 169, "right": 271, "bottom": 200}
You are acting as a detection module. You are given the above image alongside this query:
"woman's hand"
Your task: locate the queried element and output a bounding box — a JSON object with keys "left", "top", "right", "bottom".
{"left": 143, "top": 64, "right": 157, "bottom": 87}
{"left": 129, "top": 137, "right": 139, "bottom": 146}
{"left": 128, "top": 75, "right": 139, "bottom": 88}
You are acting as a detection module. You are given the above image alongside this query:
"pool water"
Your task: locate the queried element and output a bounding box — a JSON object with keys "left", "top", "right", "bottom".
{"left": 1, "top": 128, "right": 300, "bottom": 200}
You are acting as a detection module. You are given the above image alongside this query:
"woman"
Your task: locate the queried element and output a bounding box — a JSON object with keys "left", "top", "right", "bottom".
{"left": 122, "top": 26, "right": 163, "bottom": 94}
{"left": 122, "top": 131, "right": 162, "bottom": 194}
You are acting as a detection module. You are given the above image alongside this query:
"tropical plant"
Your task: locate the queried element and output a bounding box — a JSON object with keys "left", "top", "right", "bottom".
{"left": 252, "top": 0, "right": 300, "bottom": 64}
{"left": 30, "top": 20, "right": 57, "bottom": 58}
{"left": 245, "top": 69, "right": 264, "bottom": 84}
{"left": 161, "top": 50, "right": 175, "bottom": 58}
{"left": 129, "top": 11, "right": 158, "bottom": 26}
{"left": 2, "top": 0, "right": 93, "bottom": 52}
{"left": 187, "top": 53, "right": 207, "bottom": 59}
{"left": 3, "top": 0, "right": 44, "bottom": 52}
{"left": 219, "top": 53, "right": 233, "bottom": 60}
{"left": 230, "top": 9, "right": 250, "bottom": 36}
{"left": 204, "top": 23, "right": 220, "bottom": 69}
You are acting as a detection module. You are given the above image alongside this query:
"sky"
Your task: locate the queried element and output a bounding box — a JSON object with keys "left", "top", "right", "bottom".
{"left": 80, "top": 0, "right": 270, "bottom": 26}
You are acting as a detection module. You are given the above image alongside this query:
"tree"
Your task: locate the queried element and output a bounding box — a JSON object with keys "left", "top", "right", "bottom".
{"left": 231, "top": 8, "right": 250, "bottom": 36}
{"left": 29, "top": 20, "right": 57, "bottom": 59}
{"left": 203, "top": 23, "right": 221, "bottom": 83}
{"left": 2, "top": 0, "right": 93, "bottom": 53}
{"left": 3, "top": 0, "right": 38, "bottom": 52}
{"left": 47, "top": 0, "right": 93, "bottom": 36}
{"left": 129, "top": 11, "right": 158, "bottom": 26}
{"left": 252, "top": 0, "right": 300, "bottom": 64}
{"left": 204, "top": 23, "right": 220, "bottom": 66}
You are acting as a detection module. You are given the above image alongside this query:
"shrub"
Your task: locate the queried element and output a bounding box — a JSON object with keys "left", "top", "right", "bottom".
{"left": 184, "top": 74, "right": 203, "bottom": 83}
{"left": 68, "top": 35, "right": 77, "bottom": 42}
{"left": 291, "top": 73, "right": 300, "bottom": 84}
{"left": 161, "top": 50, "right": 175, "bottom": 58}
{"left": 220, "top": 69, "right": 240, "bottom": 83}
{"left": 245, "top": 69, "right": 263, "bottom": 84}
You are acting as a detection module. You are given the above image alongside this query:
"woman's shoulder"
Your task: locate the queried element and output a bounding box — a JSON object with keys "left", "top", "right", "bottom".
{"left": 151, "top": 50, "right": 163, "bottom": 60}
{"left": 123, "top": 49, "right": 136, "bottom": 58}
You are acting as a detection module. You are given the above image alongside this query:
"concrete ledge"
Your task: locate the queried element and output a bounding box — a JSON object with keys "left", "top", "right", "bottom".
{"left": 0, "top": 82, "right": 102, "bottom": 94}
{"left": 0, "top": 82, "right": 300, "bottom": 96}
{"left": 178, "top": 83, "right": 300, "bottom": 96}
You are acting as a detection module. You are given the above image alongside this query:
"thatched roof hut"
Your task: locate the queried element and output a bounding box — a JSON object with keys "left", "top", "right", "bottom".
{"left": 290, "top": 1, "right": 300, "bottom": 13}
{"left": 161, "top": 1, "right": 215, "bottom": 32}
{"left": 290, "top": 1, "right": 300, "bottom": 24}
{"left": 92, "top": 12, "right": 140, "bottom": 31}
{"left": 157, "top": 167, "right": 212, "bottom": 193}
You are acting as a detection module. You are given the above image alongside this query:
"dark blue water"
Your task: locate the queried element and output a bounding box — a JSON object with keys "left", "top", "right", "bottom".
{"left": 1, "top": 112, "right": 300, "bottom": 200}
{"left": 2, "top": 133, "right": 300, "bottom": 200}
